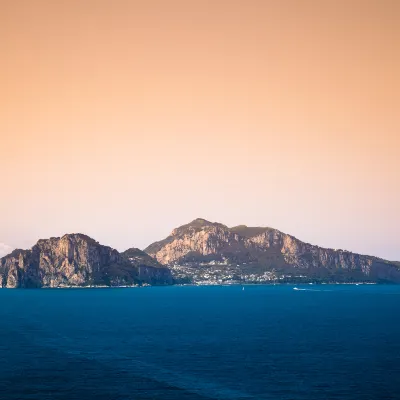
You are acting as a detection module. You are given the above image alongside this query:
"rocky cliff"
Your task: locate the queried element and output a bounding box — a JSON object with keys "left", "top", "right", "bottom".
{"left": 0, "top": 234, "right": 172, "bottom": 288}
{"left": 145, "top": 218, "right": 400, "bottom": 284}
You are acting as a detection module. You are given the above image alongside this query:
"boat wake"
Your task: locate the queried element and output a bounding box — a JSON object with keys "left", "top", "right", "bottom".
{"left": 293, "top": 287, "right": 328, "bottom": 292}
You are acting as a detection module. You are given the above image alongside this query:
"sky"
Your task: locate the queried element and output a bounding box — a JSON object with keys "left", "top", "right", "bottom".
{"left": 1, "top": 0, "right": 399, "bottom": 260}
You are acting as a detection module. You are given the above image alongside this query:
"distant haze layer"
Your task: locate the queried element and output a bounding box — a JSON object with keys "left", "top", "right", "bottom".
{"left": 0, "top": 243, "right": 13, "bottom": 258}
{"left": 1, "top": 0, "right": 399, "bottom": 260}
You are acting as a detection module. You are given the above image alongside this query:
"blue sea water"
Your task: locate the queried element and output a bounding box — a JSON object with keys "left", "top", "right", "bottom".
{"left": 0, "top": 285, "right": 400, "bottom": 400}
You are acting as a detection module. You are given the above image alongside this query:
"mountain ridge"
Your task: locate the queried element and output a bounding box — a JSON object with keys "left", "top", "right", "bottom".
{"left": 144, "top": 218, "right": 400, "bottom": 284}
{"left": 1, "top": 220, "right": 399, "bottom": 287}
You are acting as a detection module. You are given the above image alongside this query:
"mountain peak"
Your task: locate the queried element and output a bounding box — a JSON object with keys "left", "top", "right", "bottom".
{"left": 33, "top": 233, "right": 101, "bottom": 251}
{"left": 60, "top": 233, "right": 99, "bottom": 243}
{"left": 191, "top": 218, "right": 212, "bottom": 225}
{"left": 188, "top": 218, "right": 224, "bottom": 228}
{"left": 170, "top": 218, "right": 227, "bottom": 236}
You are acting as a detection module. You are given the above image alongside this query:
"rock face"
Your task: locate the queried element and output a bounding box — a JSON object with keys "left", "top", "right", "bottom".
{"left": 121, "top": 247, "right": 173, "bottom": 285}
{"left": 0, "top": 234, "right": 172, "bottom": 288}
{"left": 145, "top": 218, "right": 400, "bottom": 284}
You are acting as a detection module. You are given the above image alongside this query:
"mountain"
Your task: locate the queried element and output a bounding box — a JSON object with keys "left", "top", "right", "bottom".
{"left": 0, "top": 234, "right": 172, "bottom": 288}
{"left": 2, "top": 223, "right": 399, "bottom": 288}
{"left": 145, "top": 218, "right": 400, "bottom": 284}
{"left": 120, "top": 247, "right": 173, "bottom": 285}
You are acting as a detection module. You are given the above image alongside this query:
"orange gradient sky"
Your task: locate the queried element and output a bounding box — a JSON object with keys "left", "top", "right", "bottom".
{"left": 1, "top": 0, "right": 399, "bottom": 259}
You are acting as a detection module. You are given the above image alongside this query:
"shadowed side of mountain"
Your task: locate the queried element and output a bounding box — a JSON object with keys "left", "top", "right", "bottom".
{"left": 228, "top": 225, "right": 273, "bottom": 238}
{"left": 121, "top": 248, "right": 172, "bottom": 285}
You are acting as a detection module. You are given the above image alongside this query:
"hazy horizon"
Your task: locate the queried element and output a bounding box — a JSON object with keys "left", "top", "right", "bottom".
{"left": 1, "top": 0, "right": 399, "bottom": 260}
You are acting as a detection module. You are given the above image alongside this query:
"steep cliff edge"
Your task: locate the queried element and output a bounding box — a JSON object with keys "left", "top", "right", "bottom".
{"left": 0, "top": 234, "right": 172, "bottom": 288}
{"left": 145, "top": 218, "right": 400, "bottom": 284}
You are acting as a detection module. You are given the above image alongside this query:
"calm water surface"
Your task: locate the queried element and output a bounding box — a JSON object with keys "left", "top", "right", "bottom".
{"left": 0, "top": 285, "right": 400, "bottom": 400}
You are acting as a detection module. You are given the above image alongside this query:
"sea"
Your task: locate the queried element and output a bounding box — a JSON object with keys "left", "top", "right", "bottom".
{"left": 0, "top": 285, "right": 400, "bottom": 400}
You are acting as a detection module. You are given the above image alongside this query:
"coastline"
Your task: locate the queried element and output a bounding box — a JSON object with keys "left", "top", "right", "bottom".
{"left": 0, "top": 281, "right": 380, "bottom": 289}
